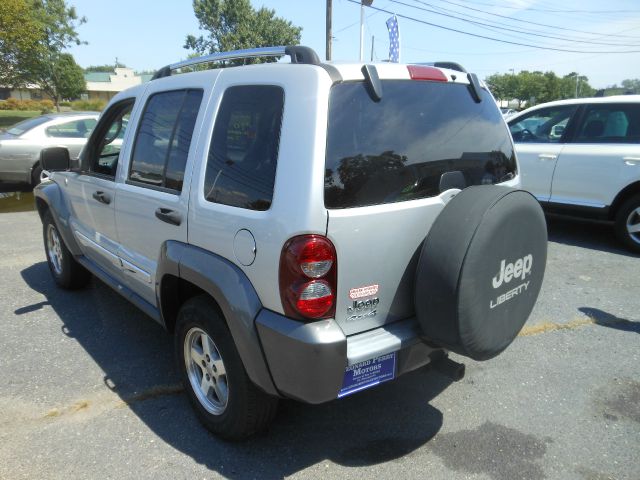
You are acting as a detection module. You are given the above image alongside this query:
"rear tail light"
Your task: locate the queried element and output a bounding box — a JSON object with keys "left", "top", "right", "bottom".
{"left": 279, "top": 235, "right": 337, "bottom": 320}
{"left": 407, "top": 65, "right": 448, "bottom": 82}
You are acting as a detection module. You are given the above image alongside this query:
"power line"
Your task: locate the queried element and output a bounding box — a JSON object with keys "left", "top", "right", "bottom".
{"left": 345, "top": 0, "right": 640, "bottom": 53}
{"left": 394, "top": 0, "right": 640, "bottom": 47}
{"left": 429, "top": 0, "right": 640, "bottom": 40}
{"left": 449, "top": 0, "right": 640, "bottom": 14}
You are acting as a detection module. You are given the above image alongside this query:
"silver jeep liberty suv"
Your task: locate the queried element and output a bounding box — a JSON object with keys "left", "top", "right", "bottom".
{"left": 35, "top": 46, "right": 547, "bottom": 439}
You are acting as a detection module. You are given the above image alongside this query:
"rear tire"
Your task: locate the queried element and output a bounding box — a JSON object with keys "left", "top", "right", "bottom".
{"left": 614, "top": 195, "right": 640, "bottom": 253}
{"left": 175, "top": 295, "right": 278, "bottom": 440}
{"left": 43, "top": 211, "right": 91, "bottom": 289}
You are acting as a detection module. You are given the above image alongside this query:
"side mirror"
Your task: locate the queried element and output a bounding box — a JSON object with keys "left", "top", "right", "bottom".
{"left": 40, "top": 147, "right": 70, "bottom": 171}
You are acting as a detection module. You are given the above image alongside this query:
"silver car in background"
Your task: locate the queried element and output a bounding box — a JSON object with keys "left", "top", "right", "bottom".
{"left": 0, "top": 112, "right": 98, "bottom": 186}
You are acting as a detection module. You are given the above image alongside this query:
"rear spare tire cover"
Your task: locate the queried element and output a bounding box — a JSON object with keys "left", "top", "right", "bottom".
{"left": 415, "top": 186, "right": 547, "bottom": 361}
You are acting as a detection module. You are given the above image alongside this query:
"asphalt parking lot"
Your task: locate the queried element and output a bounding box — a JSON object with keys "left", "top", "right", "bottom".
{"left": 0, "top": 191, "right": 638, "bottom": 480}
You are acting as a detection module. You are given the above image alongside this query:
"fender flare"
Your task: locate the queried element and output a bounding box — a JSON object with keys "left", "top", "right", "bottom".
{"left": 156, "top": 241, "right": 278, "bottom": 396}
{"left": 33, "top": 180, "right": 83, "bottom": 256}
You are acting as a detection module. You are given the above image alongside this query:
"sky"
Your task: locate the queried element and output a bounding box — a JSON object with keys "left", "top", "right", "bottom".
{"left": 66, "top": 0, "right": 640, "bottom": 89}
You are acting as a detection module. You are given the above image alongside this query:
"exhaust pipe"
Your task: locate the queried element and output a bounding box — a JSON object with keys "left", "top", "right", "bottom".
{"left": 432, "top": 355, "right": 465, "bottom": 381}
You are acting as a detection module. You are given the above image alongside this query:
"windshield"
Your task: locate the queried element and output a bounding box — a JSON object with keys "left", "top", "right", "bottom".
{"left": 325, "top": 80, "right": 516, "bottom": 209}
{"left": 6, "top": 116, "right": 51, "bottom": 136}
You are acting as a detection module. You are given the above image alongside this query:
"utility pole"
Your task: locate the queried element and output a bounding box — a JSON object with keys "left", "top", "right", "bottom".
{"left": 360, "top": 0, "right": 373, "bottom": 62}
{"left": 370, "top": 35, "right": 375, "bottom": 61}
{"left": 359, "top": 2, "right": 365, "bottom": 61}
{"left": 326, "top": 0, "right": 332, "bottom": 61}
{"left": 575, "top": 75, "right": 580, "bottom": 98}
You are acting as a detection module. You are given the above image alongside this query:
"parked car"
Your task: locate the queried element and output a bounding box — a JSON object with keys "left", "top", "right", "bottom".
{"left": 508, "top": 95, "right": 640, "bottom": 251}
{"left": 34, "top": 46, "right": 547, "bottom": 439}
{"left": 0, "top": 112, "right": 99, "bottom": 186}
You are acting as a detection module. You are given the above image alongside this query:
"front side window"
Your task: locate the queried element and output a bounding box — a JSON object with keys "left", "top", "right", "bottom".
{"left": 46, "top": 118, "right": 97, "bottom": 138}
{"left": 573, "top": 104, "right": 640, "bottom": 144}
{"left": 83, "top": 100, "right": 134, "bottom": 178}
{"left": 509, "top": 105, "right": 577, "bottom": 143}
{"left": 129, "top": 89, "right": 203, "bottom": 191}
{"left": 204, "top": 85, "right": 284, "bottom": 211}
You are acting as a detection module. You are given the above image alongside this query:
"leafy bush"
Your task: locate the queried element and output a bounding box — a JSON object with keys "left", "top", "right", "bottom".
{"left": 39, "top": 99, "right": 55, "bottom": 113}
{"left": 71, "top": 99, "right": 105, "bottom": 112}
{"left": 0, "top": 98, "right": 54, "bottom": 111}
{"left": 59, "top": 101, "right": 72, "bottom": 107}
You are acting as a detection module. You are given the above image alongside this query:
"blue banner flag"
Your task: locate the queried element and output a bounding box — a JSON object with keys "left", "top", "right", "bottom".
{"left": 386, "top": 15, "right": 400, "bottom": 63}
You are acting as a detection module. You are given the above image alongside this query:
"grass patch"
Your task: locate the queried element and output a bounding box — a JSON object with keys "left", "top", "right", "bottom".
{"left": 0, "top": 110, "right": 41, "bottom": 129}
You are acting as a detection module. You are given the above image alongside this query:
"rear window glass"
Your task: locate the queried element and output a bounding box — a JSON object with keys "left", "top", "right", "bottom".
{"left": 325, "top": 81, "right": 516, "bottom": 209}
{"left": 6, "top": 116, "right": 51, "bottom": 136}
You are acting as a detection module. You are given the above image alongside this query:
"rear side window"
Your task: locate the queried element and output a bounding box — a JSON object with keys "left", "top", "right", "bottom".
{"left": 325, "top": 81, "right": 516, "bottom": 209}
{"left": 204, "top": 85, "right": 283, "bottom": 211}
{"left": 573, "top": 103, "right": 640, "bottom": 144}
{"left": 129, "top": 89, "right": 203, "bottom": 191}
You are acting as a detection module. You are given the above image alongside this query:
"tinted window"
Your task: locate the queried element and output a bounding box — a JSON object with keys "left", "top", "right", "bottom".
{"left": 85, "top": 100, "right": 133, "bottom": 178}
{"left": 325, "top": 81, "right": 516, "bottom": 209}
{"left": 204, "top": 86, "right": 283, "bottom": 210}
{"left": 573, "top": 103, "right": 640, "bottom": 144}
{"left": 509, "top": 105, "right": 577, "bottom": 143}
{"left": 46, "top": 118, "right": 96, "bottom": 138}
{"left": 130, "top": 89, "right": 203, "bottom": 190}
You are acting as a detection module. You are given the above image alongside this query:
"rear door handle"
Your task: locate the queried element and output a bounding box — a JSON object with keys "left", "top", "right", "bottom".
{"left": 155, "top": 207, "right": 182, "bottom": 226}
{"left": 92, "top": 191, "right": 111, "bottom": 204}
{"left": 623, "top": 157, "right": 640, "bottom": 166}
{"left": 538, "top": 154, "right": 557, "bottom": 161}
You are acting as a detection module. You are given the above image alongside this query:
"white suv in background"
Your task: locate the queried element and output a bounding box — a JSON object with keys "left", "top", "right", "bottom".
{"left": 508, "top": 96, "right": 640, "bottom": 251}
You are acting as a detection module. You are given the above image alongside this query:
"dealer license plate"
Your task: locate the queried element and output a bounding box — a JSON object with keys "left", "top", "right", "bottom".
{"left": 338, "top": 352, "right": 397, "bottom": 398}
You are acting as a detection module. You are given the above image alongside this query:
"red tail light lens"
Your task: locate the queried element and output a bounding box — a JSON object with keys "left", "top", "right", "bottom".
{"left": 279, "top": 235, "right": 337, "bottom": 320}
{"left": 407, "top": 65, "right": 448, "bottom": 82}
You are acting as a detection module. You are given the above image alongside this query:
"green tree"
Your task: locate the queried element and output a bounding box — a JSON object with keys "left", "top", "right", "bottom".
{"left": 0, "top": 0, "right": 45, "bottom": 88}
{"left": 184, "top": 0, "right": 302, "bottom": 64}
{"left": 21, "top": 0, "right": 87, "bottom": 110}
{"left": 84, "top": 62, "right": 126, "bottom": 73}
{"left": 621, "top": 78, "right": 640, "bottom": 93}
{"left": 486, "top": 70, "right": 594, "bottom": 108}
{"left": 34, "top": 53, "right": 85, "bottom": 107}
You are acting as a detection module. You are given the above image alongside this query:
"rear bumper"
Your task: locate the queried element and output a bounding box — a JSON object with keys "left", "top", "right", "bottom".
{"left": 255, "top": 310, "right": 439, "bottom": 404}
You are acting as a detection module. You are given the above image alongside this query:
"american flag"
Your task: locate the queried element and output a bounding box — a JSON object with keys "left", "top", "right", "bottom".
{"left": 386, "top": 15, "right": 400, "bottom": 63}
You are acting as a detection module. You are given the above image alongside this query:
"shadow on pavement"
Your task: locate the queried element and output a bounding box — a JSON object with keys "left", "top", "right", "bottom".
{"left": 546, "top": 215, "right": 639, "bottom": 258}
{"left": 18, "top": 261, "right": 451, "bottom": 478}
{"left": 579, "top": 307, "right": 640, "bottom": 334}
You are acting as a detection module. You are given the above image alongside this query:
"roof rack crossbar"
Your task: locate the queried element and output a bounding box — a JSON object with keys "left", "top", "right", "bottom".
{"left": 151, "top": 45, "right": 320, "bottom": 80}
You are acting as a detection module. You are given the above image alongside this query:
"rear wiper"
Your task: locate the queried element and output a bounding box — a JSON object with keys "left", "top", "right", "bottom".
{"left": 467, "top": 73, "right": 482, "bottom": 103}
{"left": 361, "top": 65, "right": 383, "bottom": 102}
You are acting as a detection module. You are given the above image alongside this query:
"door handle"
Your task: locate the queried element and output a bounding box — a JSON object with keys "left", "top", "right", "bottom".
{"left": 538, "top": 154, "right": 557, "bottom": 161}
{"left": 92, "top": 191, "right": 111, "bottom": 204}
{"left": 623, "top": 157, "right": 640, "bottom": 166}
{"left": 155, "top": 207, "right": 182, "bottom": 226}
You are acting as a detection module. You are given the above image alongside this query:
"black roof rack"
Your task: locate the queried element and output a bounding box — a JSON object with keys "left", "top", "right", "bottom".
{"left": 151, "top": 45, "right": 320, "bottom": 80}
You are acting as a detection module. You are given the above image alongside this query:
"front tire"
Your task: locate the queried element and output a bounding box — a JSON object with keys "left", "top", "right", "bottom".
{"left": 614, "top": 195, "right": 640, "bottom": 253}
{"left": 175, "top": 295, "right": 278, "bottom": 440}
{"left": 43, "top": 211, "right": 91, "bottom": 289}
